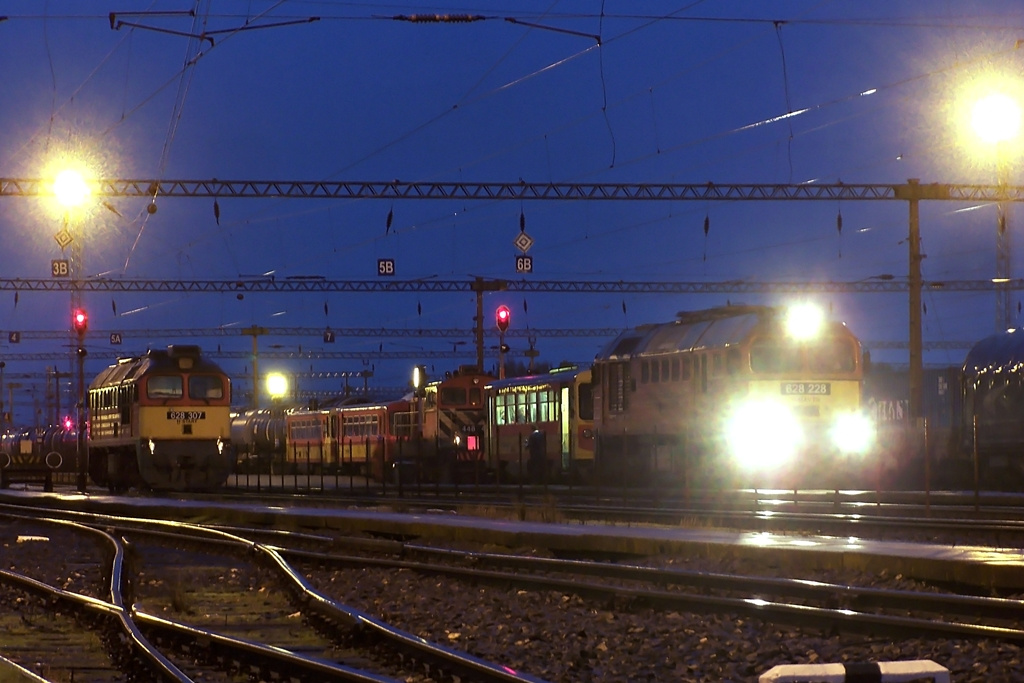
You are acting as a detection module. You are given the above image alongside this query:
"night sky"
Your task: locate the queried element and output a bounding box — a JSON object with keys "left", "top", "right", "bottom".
{"left": 1, "top": 1, "right": 1024, "bottom": 421}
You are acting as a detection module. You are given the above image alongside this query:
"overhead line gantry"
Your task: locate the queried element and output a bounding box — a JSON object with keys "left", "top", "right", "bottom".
{"left": 3, "top": 177, "right": 1024, "bottom": 202}
{"left": 0, "top": 277, "right": 1021, "bottom": 294}
{"left": 8, "top": 176, "right": 1024, "bottom": 418}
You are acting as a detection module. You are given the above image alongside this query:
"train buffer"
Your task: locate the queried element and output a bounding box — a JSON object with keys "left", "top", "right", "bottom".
{"left": 759, "top": 659, "right": 949, "bottom": 683}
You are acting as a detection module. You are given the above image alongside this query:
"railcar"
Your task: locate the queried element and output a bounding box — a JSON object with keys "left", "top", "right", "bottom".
{"left": 591, "top": 304, "right": 873, "bottom": 487}
{"left": 862, "top": 364, "right": 961, "bottom": 488}
{"left": 959, "top": 330, "right": 1024, "bottom": 487}
{"left": 230, "top": 407, "right": 286, "bottom": 469}
{"left": 284, "top": 409, "right": 333, "bottom": 474}
{"left": 227, "top": 366, "right": 491, "bottom": 483}
{"left": 397, "top": 366, "right": 492, "bottom": 483}
{"left": 333, "top": 398, "right": 413, "bottom": 480}
{"left": 88, "top": 344, "right": 234, "bottom": 492}
{"left": 484, "top": 366, "right": 595, "bottom": 482}
{"left": 0, "top": 425, "right": 77, "bottom": 491}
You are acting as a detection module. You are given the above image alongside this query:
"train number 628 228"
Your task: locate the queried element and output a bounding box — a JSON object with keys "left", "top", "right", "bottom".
{"left": 781, "top": 382, "right": 831, "bottom": 395}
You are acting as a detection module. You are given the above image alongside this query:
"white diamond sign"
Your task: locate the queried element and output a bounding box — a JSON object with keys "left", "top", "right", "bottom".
{"left": 54, "top": 229, "right": 73, "bottom": 250}
{"left": 513, "top": 231, "right": 534, "bottom": 254}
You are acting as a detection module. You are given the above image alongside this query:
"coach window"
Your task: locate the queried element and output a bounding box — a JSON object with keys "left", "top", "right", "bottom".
{"left": 671, "top": 358, "right": 680, "bottom": 381}
{"left": 541, "top": 389, "right": 555, "bottom": 422}
{"left": 494, "top": 394, "right": 506, "bottom": 425}
{"left": 148, "top": 375, "right": 183, "bottom": 399}
{"left": 681, "top": 355, "right": 692, "bottom": 380}
{"left": 712, "top": 353, "right": 723, "bottom": 376}
{"left": 641, "top": 362, "right": 649, "bottom": 384}
{"left": 651, "top": 360, "right": 660, "bottom": 383}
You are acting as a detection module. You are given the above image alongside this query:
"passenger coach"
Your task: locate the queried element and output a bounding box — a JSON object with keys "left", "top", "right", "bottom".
{"left": 592, "top": 304, "right": 873, "bottom": 487}
{"left": 484, "top": 366, "right": 594, "bottom": 482}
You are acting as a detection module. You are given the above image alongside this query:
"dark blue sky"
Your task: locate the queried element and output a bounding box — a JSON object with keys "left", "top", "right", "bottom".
{"left": 2, "top": 1, "right": 1024, "bottom": 419}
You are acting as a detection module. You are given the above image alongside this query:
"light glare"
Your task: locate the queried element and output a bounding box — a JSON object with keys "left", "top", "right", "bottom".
{"left": 830, "top": 412, "right": 876, "bottom": 455}
{"left": 726, "top": 399, "right": 803, "bottom": 470}
{"left": 52, "top": 169, "right": 91, "bottom": 207}
{"left": 785, "top": 303, "right": 824, "bottom": 340}
{"left": 266, "top": 372, "right": 288, "bottom": 398}
{"left": 971, "top": 93, "right": 1021, "bottom": 145}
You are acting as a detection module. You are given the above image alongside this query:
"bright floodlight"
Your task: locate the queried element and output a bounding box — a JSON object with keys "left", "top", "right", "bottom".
{"left": 785, "top": 302, "right": 824, "bottom": 341}
{"left": 972, "top": 92, "right": 1022, "bottom": 145}
{"left": 52, "top": 169, "right": 91, "bottom": 207}
{"left": 266, "top": 372, "right": 288, "bottom": 399}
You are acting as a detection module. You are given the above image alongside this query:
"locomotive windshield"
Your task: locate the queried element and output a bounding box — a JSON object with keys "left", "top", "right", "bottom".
{"left": 147, "top": 375, "right": 183, "bottom": 399}
{"left": 189, "top": 375, "right": 225, "bottom": 400}
{"left": 749, "top": 335, "right": 857, "bottom": 374}
{"left": 749, "top": 339, "right": 802, "bottom": 373}
{"left": 808, "top": 338, "right": 857, "bottom": 373}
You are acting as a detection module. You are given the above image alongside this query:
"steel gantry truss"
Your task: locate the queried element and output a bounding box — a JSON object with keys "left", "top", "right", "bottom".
{"left": 0, "top": 276, "right": 1022, "bottom": 293}
{"left": 4, "top": 177, "right": 1024, "bottom": 202}
{"left": 7, "top": 176, "right": 1024, "bottom": 419}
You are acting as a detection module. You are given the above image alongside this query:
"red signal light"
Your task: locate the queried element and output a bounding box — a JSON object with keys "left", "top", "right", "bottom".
{"left": 63, "top": 415, "right": 74, "bottom": 431}
{"left": 72, "top": 308, "right": 88, "bottom": 335}
{"left": 495, "top": 305, "right": 510, "bottom": 333}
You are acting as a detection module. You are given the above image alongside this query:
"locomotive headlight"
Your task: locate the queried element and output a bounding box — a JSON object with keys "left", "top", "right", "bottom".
{"left": 148, "top": 439, "right": 156, "bottom": 454}
{"left": 830, "top": 412, "right": 876, "bottom": 456}
{"left": 725, "top": 399, "right": 803, "bottom": 470}
{"left": 217, "top": 438, "right": 224, "bottom": 455}
{"left": 453, "top": 434, "right": 461, "bottom": 447}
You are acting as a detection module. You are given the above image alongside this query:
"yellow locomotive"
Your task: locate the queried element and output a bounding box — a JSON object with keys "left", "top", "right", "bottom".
{"left": 592, "top": 304, "right": 873, "bottom": 488}
{"left": 88, "top": 344, "right": 234, "bottom": 492}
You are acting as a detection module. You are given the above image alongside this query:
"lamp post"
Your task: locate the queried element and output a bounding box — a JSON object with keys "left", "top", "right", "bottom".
{"left": 52, "top": 167, "right": 93, "bottom": 492}
{"left": 412, "top": 365, "right": 427, "bottom": 439}
{"left": 971, "top": 91, "right": 1021, "bottom": 331}
{"left": 266, "top": 372, "right": 288, "bottom": 405}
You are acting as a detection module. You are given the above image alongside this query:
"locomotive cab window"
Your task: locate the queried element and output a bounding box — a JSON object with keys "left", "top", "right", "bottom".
{"left": 147, "top": 375, "right": 183, "bottom": 399}
{"left": 808, "top": 338, "right": 857, "bottom": 373}
{"left": 440, "top": 387, "right": 467, "bottom": 406}
{"left": 750, "top": 338, "right": 802, "bottom": 373}
{"left": 189, "top": 375, "right": 224, "bottom": 400}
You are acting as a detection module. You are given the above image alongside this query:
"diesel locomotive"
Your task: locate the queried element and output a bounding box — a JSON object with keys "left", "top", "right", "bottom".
{"left": 88, "top": 344, "right": 234, "bottom": 492}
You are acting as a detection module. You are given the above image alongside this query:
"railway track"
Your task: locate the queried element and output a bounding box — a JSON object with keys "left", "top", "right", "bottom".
{"left": 0, "top": 509, "right": 546, "bottom": 682}
{"left": 4, "top": 500, "right": 1024, "bottom": 680}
